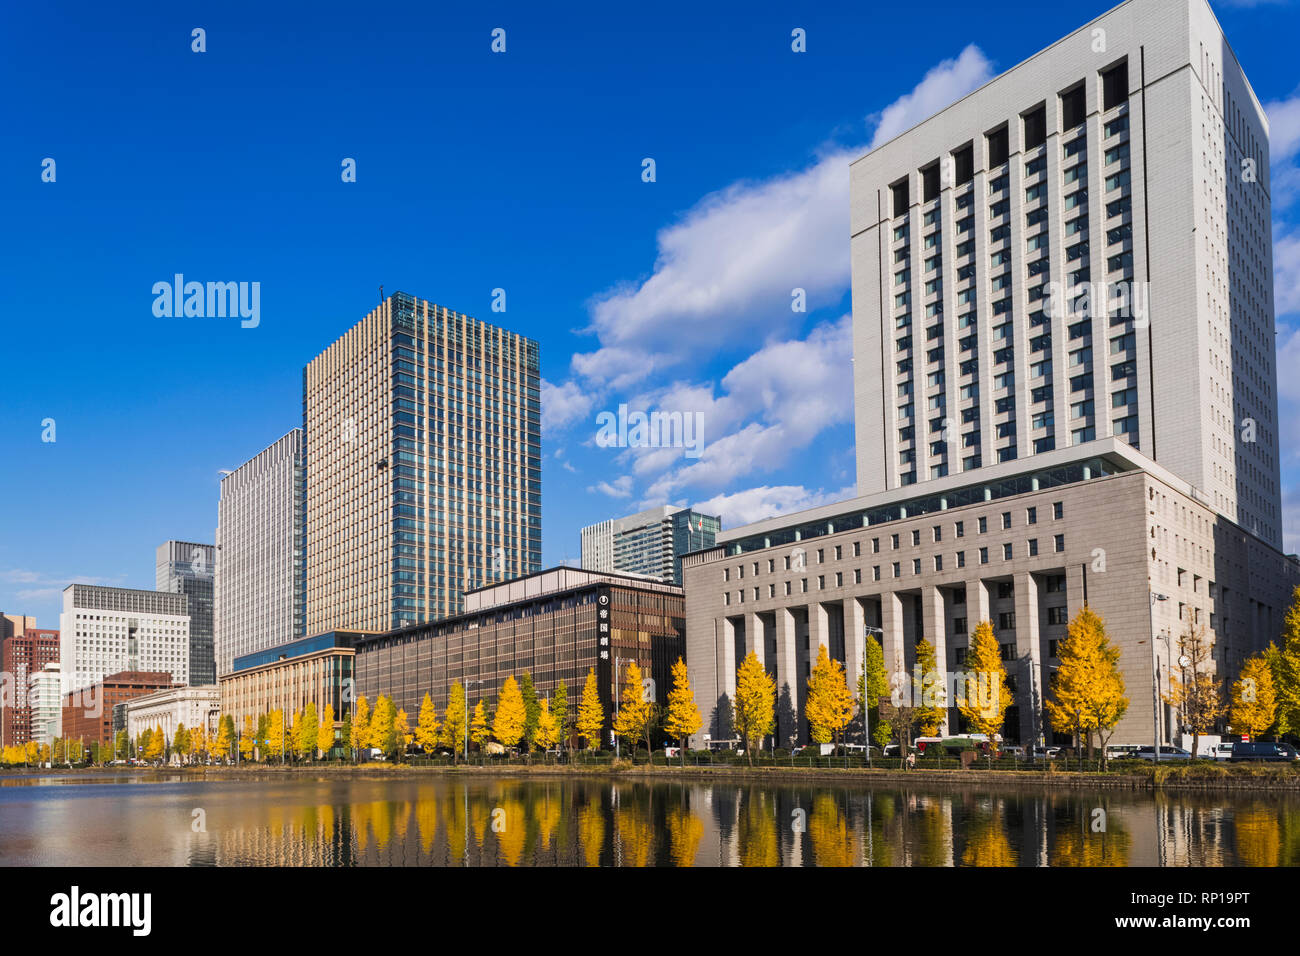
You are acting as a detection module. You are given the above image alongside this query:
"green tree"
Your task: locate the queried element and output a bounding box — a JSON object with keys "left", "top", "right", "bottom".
{"left": 732, "top": 652, "right": 775, "bottom": 766}
{"left": 859, "top": 636, "right": 891, "bottom": 749}
{"left": 1267, "top": 586, "right": 1300, "bottom": 735}
{"left": 552, "top": 680, "right": 570, "bottom": 753}
{"left": 577, "top": 667, "right": 605, "bottom": 751}
{"left": 519, "top": 671, "right": 541, "bottom": 753}
{"left": 297, "top": 703, "right": 319, "bottom": 761}
{"left": 493, "top": 677, "right": 527, "bottom": 750}
{"left": 174, "top": 723, "right": 190, "bottom": 762}
{"left": 340, "top": 711, "right": 353, "bottom": 761}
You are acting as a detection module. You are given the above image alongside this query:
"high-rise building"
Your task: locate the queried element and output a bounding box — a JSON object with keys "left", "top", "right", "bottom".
{"left": 683, "top": 0, "right": 1300, "bottom": 751}
{"left": 156, "top": 541, "right": 216, "bottom": 686}
{"left": 303, "top": 291, "right": 541, "bottom": 633}
{"left": 59, "top": 585, "right": 190, "bottom": 694}
{"left": 214, "top": 429, "right": 305, "bottom": 678}
{"left": 850, "top": 0, "right": 1282, "bottom": 548}
{"left": 0, "top": 625, "right": 59, "bottom": 747}
{"left": 581, "top": 505, "right": 720, "bottom": 585}
{"left": 0, "top": 613, "right": 36, "bottom": 643}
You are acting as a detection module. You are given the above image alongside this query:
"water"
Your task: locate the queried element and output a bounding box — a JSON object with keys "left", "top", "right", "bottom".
{"left": 1, "top": 771, "right": 1296, "bottom": 866}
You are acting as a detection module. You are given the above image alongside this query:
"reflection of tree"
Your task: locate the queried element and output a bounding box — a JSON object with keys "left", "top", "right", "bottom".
{"left": 864, "top": 793, "right": 895, "bottom": 866}
{"left": 616, "top": 801, "right": 655, "bottom": 867}
{"left": 911, "top": 797, "right": 951, "bottom": 867}
{"left": 445, "top": 787, "right": 467, "bottom": 864}
{"left": 1234, "top": 807, "right": 1281, "bottom": 867}
{"left": 961, "top": 799, "right": 1017, "bottom": 867}
{"left": 1051, "top": 807, "right": 1131, "bottom": 867}
{"left": 737, "top": 790, "right": 779, "bottom": 867}
{"left": 666, "top": 804, "right": 703, "bottom": 867}
{"left": 534, "top": 788, "right": 561, "bottom": 852}
{"left": 579, "top": 800, "right": 605, "bottom": 867}
{"left": 808, "top": 793, "right": 852, "bottom": 867}
{"left": 416, "top": 788, "right": 438, "bottom": 854}
{"left": 497, "top": 797, "right": 527, "bottom": 866}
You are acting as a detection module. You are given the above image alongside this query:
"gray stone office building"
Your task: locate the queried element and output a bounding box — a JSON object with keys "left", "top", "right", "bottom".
{"left": 684, "top": 441, "right": 1298, "bottom": 748}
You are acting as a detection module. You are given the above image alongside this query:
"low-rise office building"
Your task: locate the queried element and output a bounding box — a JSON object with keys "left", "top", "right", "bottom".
{"left": 219, "top": 631, "right": 360, "bottom": 732}
{"left": 29, "top": 662, "right": 62, "bottom": 746}
{"left": 123, "top": 685, "right": 221, "bottom": 744}
{"left": 61, "top": 670, "right": 178, "bottom": 746}
{"left": 683, "top": 441, "right": 1299, "bottom": 749}
{"left": 353, "top": 567, "right": 686, "bottom": 747}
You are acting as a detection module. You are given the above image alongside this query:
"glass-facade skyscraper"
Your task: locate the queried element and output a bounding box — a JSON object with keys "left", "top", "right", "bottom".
{"left": 156, "top": 540, "right": 215, "bottom": 686}
{"left": 303, "top": 292, "right": 541, "bottom": 633}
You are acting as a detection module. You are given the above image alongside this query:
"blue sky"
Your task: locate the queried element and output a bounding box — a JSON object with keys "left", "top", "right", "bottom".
{"left": 2, "top": 0, "right": 1298, "bottom": 629}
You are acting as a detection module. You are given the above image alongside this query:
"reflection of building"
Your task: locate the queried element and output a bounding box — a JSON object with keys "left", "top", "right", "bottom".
{"left": 0, "top": 625, "right": 58, "bottom": 746}
{"left": 61, "top": 670, "right": 178, "bottom": 746}
{"left": 29, "top": 662, "right": 62, "bottom": 746}
{"left": 156, "top": 541, "right": 216, "bottom": 686}
{"left": 685, "top": 442, "right": 1299, "bottom": 748}
{"left": 353, "top": 567, "right": 684, "bottom": 743}
{"left": 123, "top": 685, "right": 221, "bottom": 743}
{"left": 850, "top": 0, "right": 1283, "bottom": 552}
{"left": 303, "top": 292, "right": 541, "bottom": 634}
{"left": 219, "top": 631, "right": 360, "bottom": 732}
{"left": 581, "top": 505, "right": 720, "bottom": 586}
{"left": 215, "top": 428, "right": 305, "bottom": 679}
{"left": 59, "top": 585, "right": 190, "bottom": 694}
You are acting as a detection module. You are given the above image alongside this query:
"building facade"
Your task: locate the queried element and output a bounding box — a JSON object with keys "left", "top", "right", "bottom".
{"left": 850, "top": 0, "right": 1283, "bottom": 549}
{"left": 215, "top": 428, "right": 306, "bottom": 678}
{"left": 29, "top": 663, "right": 62, "bottom": 746}
{"left": 123, "top": 685, "right": 221, "bottom": 744}
{"left": 156, "top": 540, "right": 216, "bottom": 686}
{"left": 581, "top": 505, "right": 720, "bottom": 585}
{"left": 303, "top": 292, "right": 541, "bottom": 634}
{"left": 0, "top": 626, "right": 58, "bottom": 746}
{"left": 59, "top": 585, "right": 190, "bottom": 694}
{"left": 61, "top": 670, "right": 177, "bottom": 746}
{"left": 354, "top": 567, "right": 686, "bottom": 748}
{"left": 684, "top": 441, "right": 1299, "bottom": 749}
{"left": 219, "top": 631, "right": 360, "bottom": 734}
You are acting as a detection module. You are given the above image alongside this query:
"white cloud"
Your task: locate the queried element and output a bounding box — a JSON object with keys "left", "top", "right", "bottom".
{"left": 691, "top": 484, "right": 858, "bottom": 529}
{"left": 588, "top": 475, "right": 633, "bottom": 499}
{"left": 540, "top": 378, "right": 596, "bottom": 434}
{"left": 868, "top": 45, "right": 994, "bottom": 149}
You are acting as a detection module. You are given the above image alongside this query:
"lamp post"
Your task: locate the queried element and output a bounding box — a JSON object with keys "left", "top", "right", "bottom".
{"left": 864, "top": 625, "right": 885, "bottom": 768}
{"left": 1149, "top": 591, "right": 1169, "bottom": 763}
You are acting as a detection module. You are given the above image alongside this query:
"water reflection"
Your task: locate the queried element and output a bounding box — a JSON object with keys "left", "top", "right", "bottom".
{"left": 1, "top": 774, "right": 1299, "bottom": 866}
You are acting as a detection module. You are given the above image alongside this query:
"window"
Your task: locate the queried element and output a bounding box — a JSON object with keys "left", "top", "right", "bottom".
{"left": 987, "top": 125, "right": 1009, "bottom": 167}
{"left": 956, "top": 551, "right": 966, "bottom": 568}
{"left": 1101, "top": 60, "right": 1128, "bottom": 111}
{"left": 913, "top": 558, "right": 922, "bottom": 574}
{"left": 1003, "top": 542, "right": 1013, "bottom": 560}
{"left": 998, "top": 611, "right": 1016, "bottom": 630}
{"left": 953, "top": 143, "right": 974, "bottom": 185}
{"left": 1028, "top": 538, "right": 1039, "bottom": 556}
{"left": 1047, "top": 606, "right": 1068, "bottom": 625}
{"left": 891, "top": 180, "right": 909, "bottom": 217}
{"left": 1046, "top": 573, "right": 1066, "bottom": 592}
{"left": 1053, "top": 502, "right": 1063, "bottom": 520}
{"left": 979, "top": 547, "right": 989, "bottom": 564}
{"left": 955, "top": 521, "right": 964, "bottom": 538}
{"left": 891, "top": 533, "right": 899, "bottom": 549}
{"left": 1054, "top": 534, "right": 1065, "bottom": 552}
{"left": 978, "top": 516, "right": 987, "bottom": 534}
{"left": 892, "top": 562, "right": 901, "bottom": 578}
{"left": 954, "top": 617, "right": 968, "bottom": 635}
{"left": 873, "top": 566, "right": 881, "bottom": 581}
{"left": 1060, "top": 84, "right": 1086, "bottom": 130}
{"left": 922, "top": 163, "right": 941, "bottom": 203}
{"left": 1026, "top": 506, "right": 1037, "bottom": 525}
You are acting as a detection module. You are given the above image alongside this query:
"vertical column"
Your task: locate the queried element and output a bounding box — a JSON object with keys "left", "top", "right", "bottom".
{"left": 1013, "top": 572, "right": 1041, "bottom": 747}
{"left": 746, "top": 612, "right": 765, "bottom": 670}
{"left": 719, "top": 617, "right": 737, "bottom": 705}
{"left": 966, "top": 578, "right": 991, "bottom": 626}
{"left": 810, "top": 602, "right": 830, "bottom": 657}
{"left": 922, "top": 586, "right": 948, "bottom": 735}
{"left": 775, "top": 607, "right": 798, "bottom": 746}
{"left": 881, "top": 591, "right": 905, "bottom": 700}
{"left": 844, "top": 598, "right": 865, "bottom": 692}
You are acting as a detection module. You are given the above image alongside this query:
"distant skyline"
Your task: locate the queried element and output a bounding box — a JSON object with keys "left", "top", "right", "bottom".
{"left": 3, "top": 0, "right": 1299, "bottom": 628}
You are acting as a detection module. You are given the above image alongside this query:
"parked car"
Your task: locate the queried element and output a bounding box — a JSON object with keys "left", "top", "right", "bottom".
{"left": 1104, "top": 744, "right": 1140, "bottom": 761}
{"left": 998, "top": 746, "right": 1027, "bottom": 759}
{"left": 1204, "top": 743, "right": 1236, "bottom": 761}
{"left": 1229, "top": 741, "right": 1300, "bottom": 762}
{"left": 1030, "top": 745, "right": 1061, "bottom": 759}
{"left": 882, "top": 744, "right": 900, "bottom": 757}
{"left": 1133, "top": 745, "right": 1191, "bottom": 761}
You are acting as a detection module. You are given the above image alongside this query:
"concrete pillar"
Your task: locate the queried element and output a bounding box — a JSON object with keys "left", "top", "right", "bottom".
{"left": 845, "top": 598, "right": 866, "bottom": 691}
{"left": 775, "top": 607, "right": 799, "bottom": 746}
{"left": 811, "top": 602, "right": 830, "bottom": 657}
{"left": 719, "top": 618, "right": 737, "bottom": 701}
{"left": 1013, "top": 571, "right": 1042, "bottom": 746}
{"left": 881, "top": 591, "right": 906, "bottom": 703}
{"left": 966, "top": 578, "right": 991, "bottom": 625}
{"left": 746, "top": 612, "right": 765, "bottom": 670}
{"left": 923, "top": 586, "right": 949, "bottom": 734}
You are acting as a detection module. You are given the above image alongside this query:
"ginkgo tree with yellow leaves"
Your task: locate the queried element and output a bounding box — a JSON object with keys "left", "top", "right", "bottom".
{"left": 804, "top": 644, "right": 856, "bottom": 748}
{"left": 1230, "top": 653, "right": 1276, "bottom": 741}
{"left": 662, "top": 657, "right": 701, "bottom": 762}
{"left": 1043, "top": 606, "right": 1127, "bottom": 763}
{"left": 577, "top": 667, "right": 605, "bottom": 752}
{"left": 732, "top": 652, "right": 775, "bottom": 766}
{"left": 958, "top": 621, "right": 1014, "bottom": 751}
{"left": 494, "top": 676, "right": 527, "bottom": 751}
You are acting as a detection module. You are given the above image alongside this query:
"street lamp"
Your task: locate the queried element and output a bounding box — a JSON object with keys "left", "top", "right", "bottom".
{"left": 1149, "top": 591, "right": 1170, "bottom": 763}
{"left": 864, "top": 625, "right": 885, "bottom": 768}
